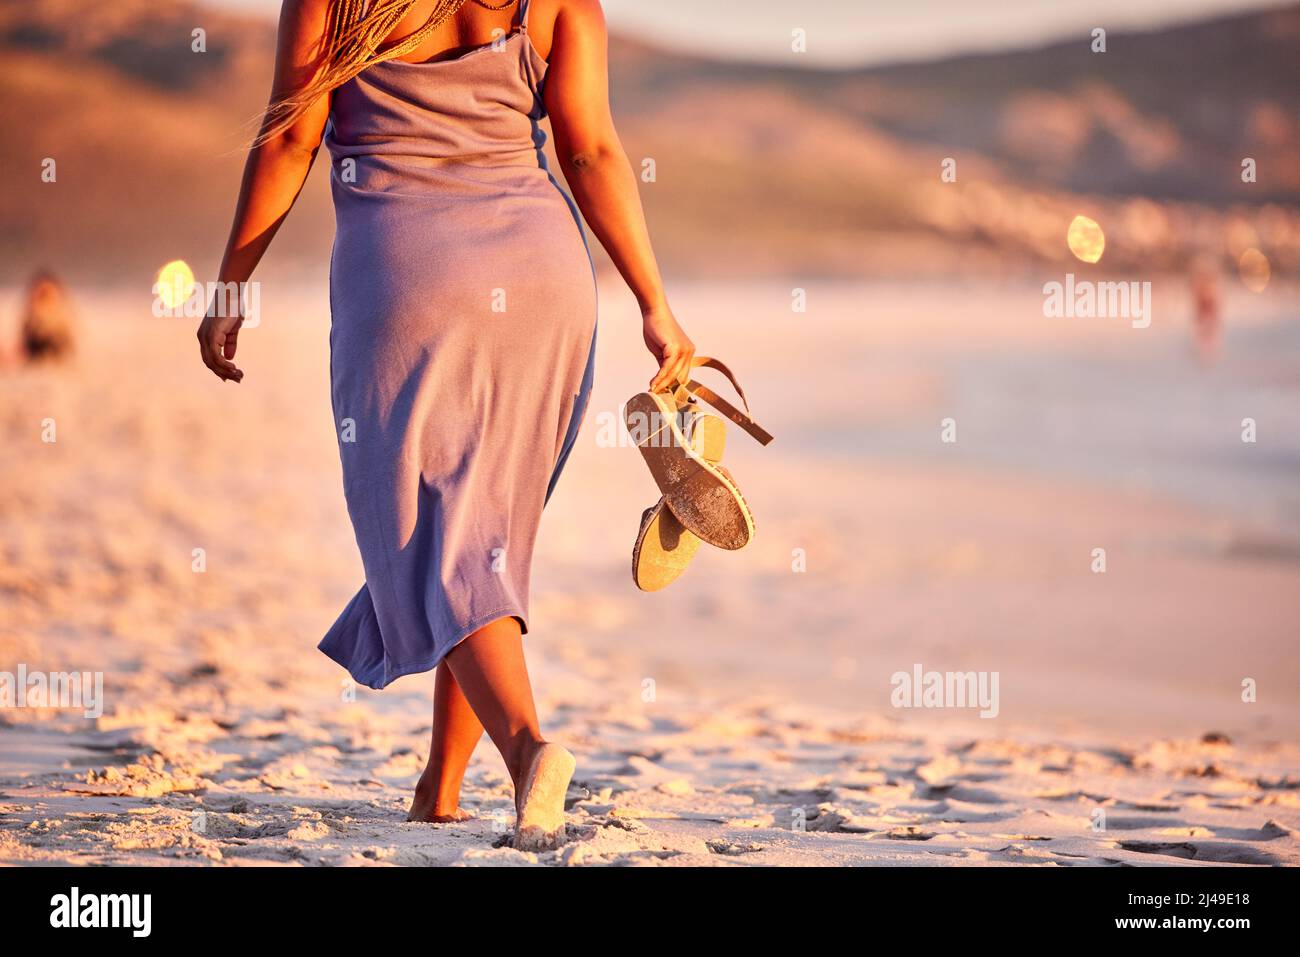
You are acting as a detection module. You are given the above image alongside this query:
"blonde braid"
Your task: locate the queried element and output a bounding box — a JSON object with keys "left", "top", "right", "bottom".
{"left": 255, "top": 0, "right": 520, "bottom": 144}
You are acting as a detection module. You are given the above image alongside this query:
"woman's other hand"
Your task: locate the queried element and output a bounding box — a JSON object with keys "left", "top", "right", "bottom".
{"left": 642, "top": 303, "right": 694, "bottom": 392}
{"left": 197, "top": 306, "right": 244, "bottom": 383}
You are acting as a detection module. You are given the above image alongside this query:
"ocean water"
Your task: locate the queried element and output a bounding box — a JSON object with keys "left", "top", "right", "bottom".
{"left": 779, "top": 284, "right": 1300, "bottom": 535}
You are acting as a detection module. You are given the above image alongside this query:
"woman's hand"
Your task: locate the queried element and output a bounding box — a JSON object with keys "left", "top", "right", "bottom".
{"left": 195, "top": 0, "right": 331, "bottom": 386}
{"left": 642, "top": 303, "right": 695, "bottom": 392}
{"left": 197, "top": 307, "right": 245, "bottom": 383}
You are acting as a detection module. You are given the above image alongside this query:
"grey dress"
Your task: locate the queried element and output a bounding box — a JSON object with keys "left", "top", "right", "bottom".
{"left": 318, "top": 0, "right": 597, "bottom": 689}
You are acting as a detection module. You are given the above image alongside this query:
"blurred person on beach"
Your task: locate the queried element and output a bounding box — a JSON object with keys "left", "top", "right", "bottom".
{"left": 196, "top": 0, "right": 693, "bottom": 849}
{"left": 1190, "top": 254, "right": 1222, "bottom": 364}
{"left": 14, "top": 269, "right": 77, "bottom": 364}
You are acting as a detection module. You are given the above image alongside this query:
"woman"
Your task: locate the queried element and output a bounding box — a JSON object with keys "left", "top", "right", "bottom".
{"left": 196, "top": 0, "right": 694, "bottom": 850}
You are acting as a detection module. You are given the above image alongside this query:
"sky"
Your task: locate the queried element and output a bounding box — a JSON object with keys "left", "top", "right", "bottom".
{"left": 205, "top": 0, "right": 1296, "bottom": 66}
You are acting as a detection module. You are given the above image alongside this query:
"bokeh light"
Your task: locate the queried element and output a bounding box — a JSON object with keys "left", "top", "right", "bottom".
{"left": 1067, "top": 215, "right": 1105, "bottom": 264}
{"left": 155, "top": 260, "right": 195, "bottom": 309}
{"left": 1238, "top": 247, "right": 1271, "bottom": 292}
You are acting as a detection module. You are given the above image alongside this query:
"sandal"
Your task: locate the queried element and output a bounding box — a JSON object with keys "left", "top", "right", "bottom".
{"left": 631, "top": 411, "right": 726, "bottom": 590}
{"left": 624, "top": 357, "right": 772, "bottom": 551}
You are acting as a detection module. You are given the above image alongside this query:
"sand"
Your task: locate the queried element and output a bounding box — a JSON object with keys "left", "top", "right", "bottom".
{"left": 0, "top": 275, "right": 1297, "bottom": 866}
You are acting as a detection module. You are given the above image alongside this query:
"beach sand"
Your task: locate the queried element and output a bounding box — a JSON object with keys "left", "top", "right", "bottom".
{"left": 1, "top": 275, "right": 1297, "bottom": 866}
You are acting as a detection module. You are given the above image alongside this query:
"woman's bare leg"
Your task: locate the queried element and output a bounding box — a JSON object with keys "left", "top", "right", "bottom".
{"left": 441, "top": 616, "right": 545, "bottom": 786}
{"left": 407, "top": 665, "right": 483, "bottom": 822}
{"left": 442, "top": 615, "right": 575, "bottom": 849}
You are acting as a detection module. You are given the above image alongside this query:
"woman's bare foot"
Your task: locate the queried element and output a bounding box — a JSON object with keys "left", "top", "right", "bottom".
{"left": 512, "top": 742, "right": 575, "bottom": 851}
{"left": 407, "top": 805, "right": 473, "bottom": 823}
{"left": 406, "top": 776, "right": 473, "bottom": 823}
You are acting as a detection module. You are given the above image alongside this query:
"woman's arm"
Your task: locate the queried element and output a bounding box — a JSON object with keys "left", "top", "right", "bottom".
{"left": 544, "top": 0, "right": 694, "bottom": 392}
{"left": 197, "top": 0, "right": 331, "bottom": 383}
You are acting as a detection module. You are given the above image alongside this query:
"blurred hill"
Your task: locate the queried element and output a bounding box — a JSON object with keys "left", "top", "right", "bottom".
{"left": 0, "top": 0, "right": 1297, "bottom": 284}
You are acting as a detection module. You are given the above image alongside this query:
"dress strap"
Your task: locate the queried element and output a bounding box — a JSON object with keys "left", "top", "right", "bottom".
{"left": 517, "top": 0, "right": 532, "bottom": 33}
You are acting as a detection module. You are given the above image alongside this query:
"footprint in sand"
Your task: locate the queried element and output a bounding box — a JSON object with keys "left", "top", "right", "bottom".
{"left": 803, "top": 804, "right": 875, "bottom": 833}
{"left": 925, "top": 784, "right": 1008, "bottom": 805}
{"left": 1101, "top": 815, "right": 1187, "bottom": 830}
{"left": 706, "top": 838, "right": 764, "bottom": 856}
{"left": 1118, "top": 840, "right": 1282, "bottom": 865}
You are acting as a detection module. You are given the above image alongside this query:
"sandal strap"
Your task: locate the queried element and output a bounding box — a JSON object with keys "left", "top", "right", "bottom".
{"left": 666, "top": 356, "right": 774, "bottom": 447}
